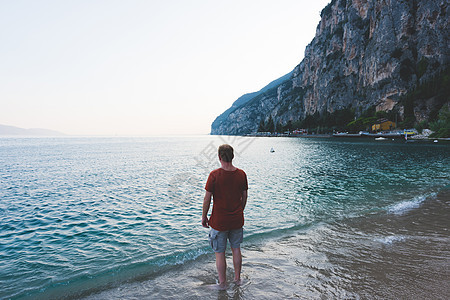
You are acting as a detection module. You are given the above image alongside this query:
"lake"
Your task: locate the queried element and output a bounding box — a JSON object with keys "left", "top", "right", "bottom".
{"left": 1, "top": 136, "right": 449, "bottom": 299}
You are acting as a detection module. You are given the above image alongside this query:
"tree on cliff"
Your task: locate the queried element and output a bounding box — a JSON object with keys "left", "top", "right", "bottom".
{"left": 266, "top": 116, "right": 275, "bottom": 133}
{"left": 430, "top": 105, "right": 450, "bottom": 138}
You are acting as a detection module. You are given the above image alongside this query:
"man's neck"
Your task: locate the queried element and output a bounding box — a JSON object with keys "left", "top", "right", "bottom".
{"left": 220, "top": 161, "right": 236, "bottom": 171}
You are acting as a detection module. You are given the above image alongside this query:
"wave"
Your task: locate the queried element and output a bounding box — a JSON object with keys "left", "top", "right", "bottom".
{"left": 387, "top": 192, "right": 437, "bottom": 215}
{"left": 375, "top": 235, "right": 406, "bottom": 245}
{"left": 20, "top": 247, "right": 212, "bottom": 300}
{"left": 31, "top": 223, "right": 321, "bottom": 299}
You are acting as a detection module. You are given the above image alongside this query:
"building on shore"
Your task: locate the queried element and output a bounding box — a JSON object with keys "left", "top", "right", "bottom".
{"left": 371, "top": 119, "right": 396, "bottom": 132}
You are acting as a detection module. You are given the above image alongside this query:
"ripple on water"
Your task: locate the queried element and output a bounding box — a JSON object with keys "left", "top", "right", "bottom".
{"left": 0, "top": 136, "right": 449, "bottom": 299}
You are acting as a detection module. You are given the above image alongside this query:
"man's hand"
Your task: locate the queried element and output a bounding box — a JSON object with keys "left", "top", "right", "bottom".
{"left": 202, "top": 191, "right": 212, "bottom": 228}
{"left": 202, "top": 216, "right": 209, "bottom": 228}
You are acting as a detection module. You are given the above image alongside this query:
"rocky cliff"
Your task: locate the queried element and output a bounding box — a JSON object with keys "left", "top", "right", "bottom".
{"left": 211, "top": 0, "right": 449, "bottom": 135}
{"left": 211, "top": 71, "right": 292, "bottom": 132}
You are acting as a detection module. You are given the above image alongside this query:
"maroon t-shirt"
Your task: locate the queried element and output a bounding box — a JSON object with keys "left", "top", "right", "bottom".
{"left": 205, "top": 168, "right": 248, "bottom": 231}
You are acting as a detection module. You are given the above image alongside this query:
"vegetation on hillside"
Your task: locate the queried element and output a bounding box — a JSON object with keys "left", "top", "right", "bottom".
{"left": 257, "top": 67, "right": 449, "bottom": 138}
{"left": 399, "top": 67, "right": 449, "bottom": 137}
{"left": 429, "top": 105, "right": 450, "bottom": 138}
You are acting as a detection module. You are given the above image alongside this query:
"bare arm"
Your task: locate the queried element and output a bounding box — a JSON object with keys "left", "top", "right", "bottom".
{"left": 241, "top": 190, "right": 248, "bottom": 210}
{"left": 202, "top": 191, "right": 212, "bottom": 228}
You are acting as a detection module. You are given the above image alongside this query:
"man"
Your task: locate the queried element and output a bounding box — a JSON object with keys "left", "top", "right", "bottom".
{"left": 202, "top": 144, "right": 248, "bottom": 289}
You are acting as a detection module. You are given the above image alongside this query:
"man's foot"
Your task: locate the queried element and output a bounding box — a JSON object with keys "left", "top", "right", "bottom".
{"left": 207, "top": 282, "right": 227, "bottom": 290}
{"left": 233, "top": 278, "right": 243, "bottom": 286}
{"left": 218, "top": 282, "right": 227, "bottom": 290}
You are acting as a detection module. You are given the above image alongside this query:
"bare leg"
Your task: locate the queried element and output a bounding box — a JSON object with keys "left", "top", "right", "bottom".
{"left": 215, "top": 252, "right": 227, "bottom": 289}
{"left": 231, "top": 247, "right": 242, "bottom": 284}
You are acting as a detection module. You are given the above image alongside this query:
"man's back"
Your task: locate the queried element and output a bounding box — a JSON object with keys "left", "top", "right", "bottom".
{"left": 205, "top": 168, "right": 248, "bottom": 231}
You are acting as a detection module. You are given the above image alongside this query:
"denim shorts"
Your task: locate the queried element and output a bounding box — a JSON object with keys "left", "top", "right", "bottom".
{"left": 208, "top": 228, "right": 243, "bottom": 253}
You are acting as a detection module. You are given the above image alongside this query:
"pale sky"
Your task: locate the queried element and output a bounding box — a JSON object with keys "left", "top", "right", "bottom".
{"left": 0, "top": 0, "right": 330, "bottom": 136}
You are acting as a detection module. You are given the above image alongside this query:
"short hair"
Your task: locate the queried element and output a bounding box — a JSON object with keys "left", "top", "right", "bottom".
{"left": 218, "top": 144, "right": 234, "bottom": 162}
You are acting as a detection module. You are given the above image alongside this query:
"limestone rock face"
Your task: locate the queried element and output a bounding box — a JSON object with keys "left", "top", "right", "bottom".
{"left": 211, "top": 0, "right": 449, "bottom": 135}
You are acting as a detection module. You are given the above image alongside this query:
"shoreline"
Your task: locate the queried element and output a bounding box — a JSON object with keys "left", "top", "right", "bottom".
{"left": 83, "top": 189, "right": 450, "bottom": 300}
{"left": 246, "top": 133, "right": 333, "bottom": 138}
{"left": 244, "top": 133, "right": 450, "bottom": 142}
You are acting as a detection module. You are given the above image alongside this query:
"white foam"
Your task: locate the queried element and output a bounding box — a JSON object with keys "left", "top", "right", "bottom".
{"left": 388, "top": 195, "right": 428, "bottom": 215}
{"left": 376, "top": 235, "right": 405, "bottom": 245}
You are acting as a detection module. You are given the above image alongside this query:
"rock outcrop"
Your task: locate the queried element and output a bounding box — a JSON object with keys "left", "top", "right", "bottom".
{"left": 211, "top": 0, "right": 449, "bottom": 135}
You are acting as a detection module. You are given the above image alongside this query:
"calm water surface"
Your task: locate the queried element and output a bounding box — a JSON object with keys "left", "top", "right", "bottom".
{"left": 0, "top": 136, "right": 449, "bottom": 299}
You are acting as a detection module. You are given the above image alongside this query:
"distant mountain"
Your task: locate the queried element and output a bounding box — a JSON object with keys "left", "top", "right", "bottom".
{"left": 0, "top": 124, "right": 66, "bottom": 136}
{"left": 211, "top": 71, "right": 293, "bottom": 133}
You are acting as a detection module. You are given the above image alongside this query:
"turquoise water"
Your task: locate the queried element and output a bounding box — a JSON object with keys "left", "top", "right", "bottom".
{"left": 0, "top": 136, "right": 449, "bottom": 299}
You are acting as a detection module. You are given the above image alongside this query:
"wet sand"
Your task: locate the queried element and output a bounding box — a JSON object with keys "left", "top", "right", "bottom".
{"left": 84, "top": 190, "right": 450, "bottom": 299}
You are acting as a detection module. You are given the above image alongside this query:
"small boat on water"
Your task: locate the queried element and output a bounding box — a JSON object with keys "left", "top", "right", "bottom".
{"left": 375, "top": 137, "right": 388, "bottom": 141}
